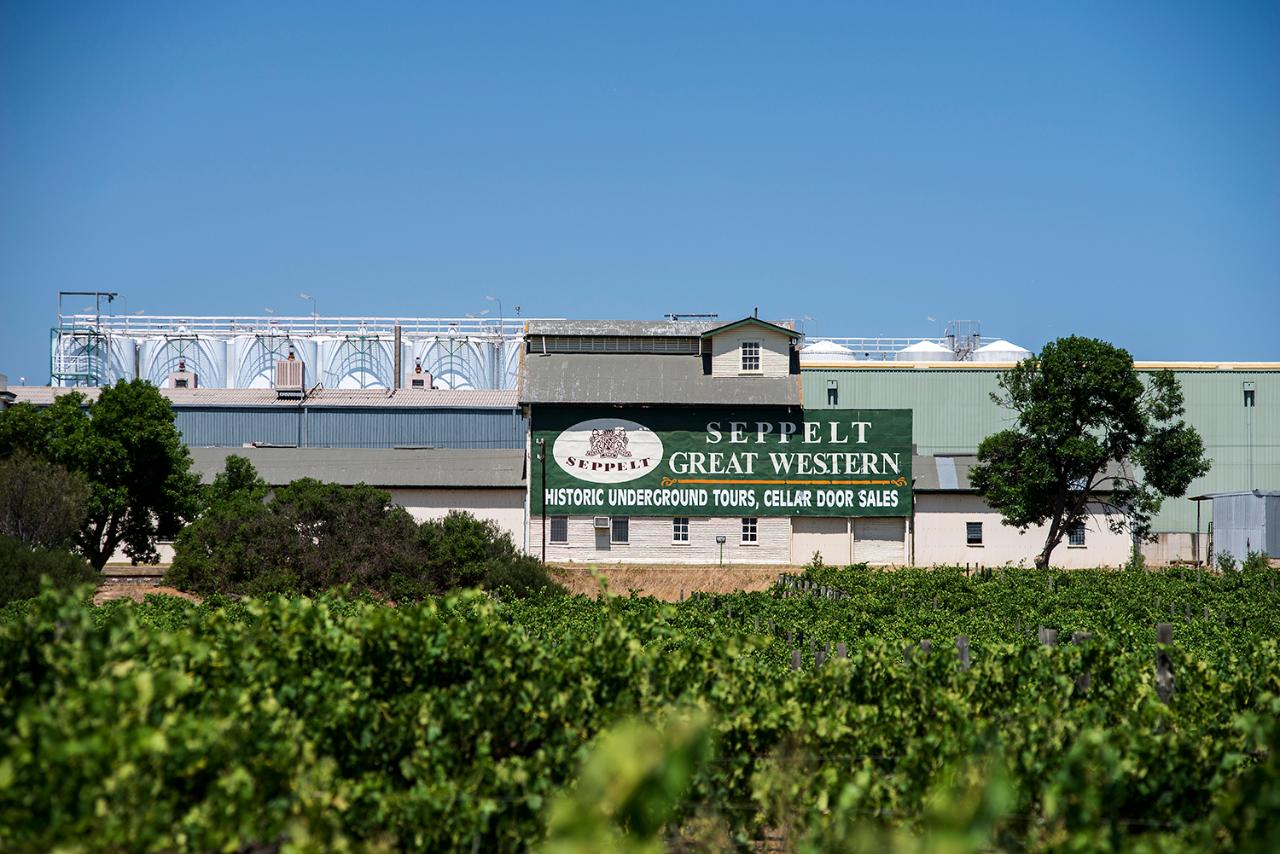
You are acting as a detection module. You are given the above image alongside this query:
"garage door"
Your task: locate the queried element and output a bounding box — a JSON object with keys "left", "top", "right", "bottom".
{"left": 854, "top": 517, "right": 905, "bottom": 565}
{"left": 791, "top": 517, "right": 850, "bottom": 566}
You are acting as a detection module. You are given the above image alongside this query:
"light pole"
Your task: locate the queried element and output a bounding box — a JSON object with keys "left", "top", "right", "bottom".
{"left": 716, "top": 535, "right": 726, "bottom": 566}
{"left": 299, "top": 293, "right": 317, "bottom": 332}
{"left": 485, "top": 295, "right": 504, "bottom": 330}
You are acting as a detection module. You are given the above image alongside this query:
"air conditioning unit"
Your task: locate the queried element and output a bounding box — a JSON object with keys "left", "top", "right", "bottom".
{"left": 593, "top": 516, "right": 611, "bottom": 529}
{"left": 409, "top": 371, "right": 433, "bottom": 389}
{"left": 275, "top": 359, "right": 305, "bottom": 399}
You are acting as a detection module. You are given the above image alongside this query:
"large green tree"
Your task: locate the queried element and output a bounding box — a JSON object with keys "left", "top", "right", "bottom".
{"left": 0, "top": 380, "right": 202, "bottom": 569}
{"left": 970, "top": 336, "right": 1211, "bottom": 569}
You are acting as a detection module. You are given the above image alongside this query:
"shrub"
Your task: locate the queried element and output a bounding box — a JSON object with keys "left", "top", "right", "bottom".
{"left": 170, "top": 458, "right": 562, "bottom": 600}
{"left": 1216, "top": 551, "right": 1238, "bottom": 573}
{"left": 481, "top": 552, "right": 562, "bottom": 597}
{"left": 1243, "top": 549, "right": 1273, "bottom": 573}
{"left": 0, "top": 535, "right": 98, "bottom": 607}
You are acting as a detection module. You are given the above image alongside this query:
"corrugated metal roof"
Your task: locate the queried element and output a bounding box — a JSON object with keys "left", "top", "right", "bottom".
{"left": 188, "top": 447, "right": 526, "bottom": 488}
{"left": 911, "top": 454, "right": 1123, "bottom": 492}
{"left": 520, "top": 353, "right": 802, "bottom": 406}
{"left": 527, "top": 320, "right": 723, "bottom": 336}
{"left": 8, "top": 386, "right": 519, "bottom": 409}
{"left": 526, "top": 318, "right": 798, "bottom": 338}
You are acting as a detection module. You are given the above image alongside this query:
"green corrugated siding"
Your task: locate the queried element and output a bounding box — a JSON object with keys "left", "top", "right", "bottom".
{"left": 803, "top": 368, "right": 1280, "bottom": 533}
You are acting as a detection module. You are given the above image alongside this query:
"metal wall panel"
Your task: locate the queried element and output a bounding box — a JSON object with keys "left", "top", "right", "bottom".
{"left": 804, "top": 368, "right": 1280, "bottom": 533}
{"left": 173, "top": 406, "right": 527, "bottom": 450}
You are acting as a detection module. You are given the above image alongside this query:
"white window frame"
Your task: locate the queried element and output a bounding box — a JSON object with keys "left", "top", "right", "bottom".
{"left": 610, "top": 516, "right": 630, "bottom": 545}
{"left": 1068, "top": 522, "right": 1086, "bottom": 547}
{"left": 741, "top": 517, "right": 758, "bottom": 544}
{"left": 549, "top": 516, "right": 568, "bottom": 544}
{"left": 966, "top": 521, "right": 983, "bottom": 546}
{"left": 672, "top": 516, "right": 690, "bottom": 544}
{"left": 740, "top": 340, "right": 762, "bottom": 373}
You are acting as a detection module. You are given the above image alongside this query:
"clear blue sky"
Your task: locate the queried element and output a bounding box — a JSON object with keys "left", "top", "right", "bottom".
{"left": 2, "top": 1, "right": 1277, "bottom": 383}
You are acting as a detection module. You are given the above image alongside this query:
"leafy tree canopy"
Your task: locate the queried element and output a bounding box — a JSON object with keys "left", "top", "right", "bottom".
{"left": 0, "top": 450, "right": 89, "bottom": 550}
{"left": 969, "top": 336, "right": 1211, "bottom": 569}
{"left": 0, "top": 380, "right": 202, "bottom": 569}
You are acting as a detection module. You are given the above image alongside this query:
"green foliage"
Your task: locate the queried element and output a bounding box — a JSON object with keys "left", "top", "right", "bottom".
{"left": 0, "top": 381, "right": 201, "bottom": 568}
{"left": 1243, "top": 550, "right": 1272, "bottom": 573}
{"left": 170, "top": 457, "right": 561, "bottom": 601}
{"left": 2, "top": 567, "right": 1278, "bottom": 851}
{"left": 541, "top": 711, "right": 713, "bottom": 854}
{"left": 0, "top": 450, "right": 89, "bottom": 549}
{"left": 970, "top": 337, "right": 1211, "bottom": 569}
{"left": 1217, "top": 551, "right": 1238, "bottom": 573}
{"left": 0, "top": 535, "right": 98, "bottom": 607}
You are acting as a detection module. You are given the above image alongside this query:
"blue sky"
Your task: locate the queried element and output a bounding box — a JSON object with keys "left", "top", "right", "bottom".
{"left": 2, "top": 1, "right": 1277, "bottom": 383}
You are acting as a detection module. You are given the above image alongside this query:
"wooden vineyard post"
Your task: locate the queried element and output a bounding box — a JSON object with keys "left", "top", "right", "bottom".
{"left": 1071, "top": 632, "right": 1093, "bottom": 693}
{"left": 1038, "top": 627, "right": 1058, "bottom": 647}
{"left": 1156, "top": 623, "right": 1175, "bottom": 704}
{"left": 956, "top": 635, "right": 971, "bottom": 672}
{"left": 815, "top": 646, "right": 826, "bottom": 667}
{"left": 836, "top": 642, "right": 848, "bottom": 659}
{"left": 919, "top": 639, "right": 932, "bottom": 656}
{"left": 791, "top": 649, "right": 802, "bottom": 671}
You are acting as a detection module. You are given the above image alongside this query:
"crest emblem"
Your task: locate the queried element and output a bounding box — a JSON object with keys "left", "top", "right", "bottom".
{"left": 587, "top": 427, "right": 632, "bottom": 458}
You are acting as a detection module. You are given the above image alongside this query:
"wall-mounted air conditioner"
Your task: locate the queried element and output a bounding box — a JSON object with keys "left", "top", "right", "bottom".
{"left": 593, "top": 516, "right": 611, "bottom": 529}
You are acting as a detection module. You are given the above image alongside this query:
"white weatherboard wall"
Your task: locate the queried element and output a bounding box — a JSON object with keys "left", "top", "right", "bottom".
{"left": 912, "top": 494, "right": 1131, "bottom": 568}
{"left": 710, "top": 328, "right": 791, "bottom": 377}
{"left": 389, "top": 488, "right": 525, "bottom": 543}
{"left": 533, "top": 515, "right": 792, "bottom": 564}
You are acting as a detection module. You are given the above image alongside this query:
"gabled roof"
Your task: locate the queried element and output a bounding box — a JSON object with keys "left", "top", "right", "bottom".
{"left": 701, "top": 316, "right": 801, "bottom": 340}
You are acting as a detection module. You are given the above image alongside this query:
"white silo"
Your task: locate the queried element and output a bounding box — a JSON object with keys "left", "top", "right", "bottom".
{"left": 971, "top": 339, "right": 1033, "bottom": 363}
{"left": 799, "top": 340, "right": 858, "bottom": 364}
{"left": 896, "top": 340, "right": 956, "bottom": 362}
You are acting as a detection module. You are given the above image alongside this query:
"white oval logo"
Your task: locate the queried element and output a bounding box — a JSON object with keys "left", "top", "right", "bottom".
{"left": 552, "top": 418, "right": 664, "bottom": 484}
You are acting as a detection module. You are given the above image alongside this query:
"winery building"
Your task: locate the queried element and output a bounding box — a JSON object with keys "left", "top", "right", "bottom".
{"left": 518, "top": 318, "right": 1130, "bottom": 567}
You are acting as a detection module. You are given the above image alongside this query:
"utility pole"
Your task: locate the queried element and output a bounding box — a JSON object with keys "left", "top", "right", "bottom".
{"left": 536, "top": 438, "right": 547, "bottom": 563}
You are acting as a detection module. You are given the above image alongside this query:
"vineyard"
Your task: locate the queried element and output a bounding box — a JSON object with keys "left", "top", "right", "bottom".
{"left": 2, "top": 565, "right": 1279, "bottom": 852}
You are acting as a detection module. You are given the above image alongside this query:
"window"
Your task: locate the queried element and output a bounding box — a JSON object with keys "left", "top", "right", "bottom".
{"left": 966, "top": 522, "right": 983, "bottom": 546}
{"left": 827, "top": 380, "right": 838, "bottom": 406}
{"left": 611, "top": 516, "right": 629, "bottom": 544}
{"left": 1068, "top": 522, "right": 1086, "bottom": 547}
{"left": 549, "top": 516, "right": 568, "bottom": 544}
{"left": 741, "top": 341, "right": 761, "bottom": 372}
{"left": 741, "top": 517, "right": 758, "bottom": 543}
{"left": 672, "top": 517, "right": 689, "bottom": 543}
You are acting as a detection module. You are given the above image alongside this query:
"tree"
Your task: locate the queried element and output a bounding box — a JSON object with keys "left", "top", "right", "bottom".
{"left": 969, "top": 336, "right": 1211, "bottom": 569}
{"left": 0, "top": 380, "right": 202, "bottom": 569}
{"left": 0, "top": 451, "right": 89, "bottom": 549}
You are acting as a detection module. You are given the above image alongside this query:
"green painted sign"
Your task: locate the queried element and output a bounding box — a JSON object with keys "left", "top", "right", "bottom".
{"left": 531, "top": 407, "right": 912, "bottom": 517}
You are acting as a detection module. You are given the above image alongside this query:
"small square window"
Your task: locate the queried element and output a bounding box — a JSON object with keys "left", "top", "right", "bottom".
{"left": 741, "top": 517, "right": 758, "bottom": 543}
{"left": 741, "top": 341, "right": 761, "bottom": 372}
{"left": 611, "top": 516, "right": 629, "bottom": 544}
{"left": 672, "top": 517, "right": 689, "bottom": 543}
{"left": 1068, "top": 522, "right": 1086, "bottom": 547}
{"left": 549, "top": 516, "right": 568, "bottom": 544}
{"left": 966, "top": 522, "right": 983, "bottom": 546}
{"left": 826, "top": 380, "right": 838, "bottom": 406}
